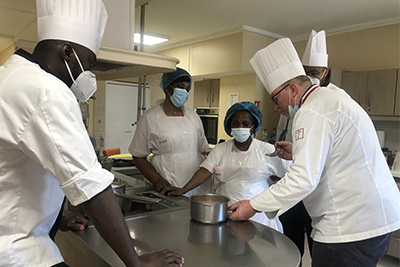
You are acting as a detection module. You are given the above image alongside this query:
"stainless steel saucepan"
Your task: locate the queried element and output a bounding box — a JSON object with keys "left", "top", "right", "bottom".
{"left": 190, "top": 194, "right": 230, "bottom": 224}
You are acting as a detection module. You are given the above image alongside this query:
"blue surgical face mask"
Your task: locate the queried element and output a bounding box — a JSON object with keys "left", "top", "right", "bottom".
{"left": 169, "top": 88, "right": 189, "bottom": 107}
{"left": 231, "top": 128, "right": 252, "bottom": 143}
{"left": 288, "top": 92, "right": 298, "bottom": 119}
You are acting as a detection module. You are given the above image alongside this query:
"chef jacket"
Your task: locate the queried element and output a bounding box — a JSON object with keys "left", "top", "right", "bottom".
{"left": 129, "top": 103, "right": 211, "bottom": 196}
{"left": 275, "top": 83, "right": 347, "bottom": 142}
{"left": 0, "top": 50, "right": 113, "bottom": 266}
{"left": 201, "top": 139, "right": 291, "bottom": 232}
{"left": 251, "top": 84, "right": 400, "bottom": 243}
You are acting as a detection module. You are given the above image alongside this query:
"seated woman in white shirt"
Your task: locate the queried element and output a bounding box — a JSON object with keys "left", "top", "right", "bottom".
{"left": 167, "top": 101, "right": 291, "bottom": 232}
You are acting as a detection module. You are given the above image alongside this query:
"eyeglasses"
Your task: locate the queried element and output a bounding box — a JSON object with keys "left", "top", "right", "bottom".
{"left": 271, "top": 83, "right": 290, "bottom": 105}
{"left": 306, "top": 69, "right": 326, "bottom": 78}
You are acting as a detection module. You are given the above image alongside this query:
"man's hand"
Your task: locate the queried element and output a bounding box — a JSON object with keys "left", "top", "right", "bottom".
{"left": 139, "top": 249, "right": 184, "bottom": 267}
{"left": 275, "top": 141, "right": 293, "bottom": 160}
{"left": 228, "top": 200, "right": 256, "bottom": 222}
{"left": 59, "top": 212, "right": 88, "bottom": 232}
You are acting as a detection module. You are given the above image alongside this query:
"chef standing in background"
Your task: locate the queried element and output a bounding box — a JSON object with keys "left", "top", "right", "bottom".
{"left": 229, "top": 38, "right": 400, "bottom": 267}
{"left": 0, "top": 0, "right": 183, "bottom": 266}
{"left": 129, "top": 68, "right": 211, "bottom": 196}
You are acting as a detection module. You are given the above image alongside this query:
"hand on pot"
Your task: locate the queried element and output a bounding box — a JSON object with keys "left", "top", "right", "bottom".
{"left": 228, "top": 200, "right": 256, "bottom": 222}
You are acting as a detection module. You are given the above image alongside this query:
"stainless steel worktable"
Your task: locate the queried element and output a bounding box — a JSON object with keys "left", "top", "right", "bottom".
{"left": 59, "top": 207, "right": 300, "bottom": 267}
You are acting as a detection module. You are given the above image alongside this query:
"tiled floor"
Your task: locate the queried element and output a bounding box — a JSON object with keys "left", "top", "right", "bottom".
{"left": 301, "top": 235, "right": 400, "bottom": 267}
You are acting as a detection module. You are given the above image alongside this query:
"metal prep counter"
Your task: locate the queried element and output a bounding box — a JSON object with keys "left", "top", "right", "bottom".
{"left": 56, "top": 208, "right": 300, "bottom": 267}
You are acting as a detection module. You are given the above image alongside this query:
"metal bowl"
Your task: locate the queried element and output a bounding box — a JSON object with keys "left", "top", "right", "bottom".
{"left": 190, "top": 194, "right": 230, "bottom": 224}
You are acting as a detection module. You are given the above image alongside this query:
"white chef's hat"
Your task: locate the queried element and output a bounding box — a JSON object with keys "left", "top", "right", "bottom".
{"left": 36, "top": 0, "right": 108, "bottom": 55}
{"left": 302, "top": 30, "right": 328, "bottom": 67}
{"left": 250, "top": 38, "right": 305, "bottom": 95}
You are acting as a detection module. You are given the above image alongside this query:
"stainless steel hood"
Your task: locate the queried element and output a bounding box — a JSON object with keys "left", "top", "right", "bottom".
{"left": 94, "top": 46, "right": 179, "bottom": 80}
{"left": 15, "top": 40, "right": 179, "bottom": 80}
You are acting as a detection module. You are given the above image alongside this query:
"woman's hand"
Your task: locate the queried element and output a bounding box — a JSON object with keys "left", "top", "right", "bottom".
{"left": 155, "top": 178, "right": 171, "bottom": 192}
{"left": 165, "top": 187, "right": 186, "bottom": 196}
{"left": 275, "top": 141, "right": 293, "bottom": 160}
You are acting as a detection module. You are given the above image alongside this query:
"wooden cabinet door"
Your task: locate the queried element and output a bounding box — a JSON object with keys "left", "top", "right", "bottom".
{"left": 210, "top": 79, "right": 220, "bottom": 107}
{"left": 194, "top": 80, "right": 211, "bottom": 107}
{"left": 341, "top": 71, "right": 368, "bottom": 109}
{"left": 395, "top": 69, "right": 400, "bottom": 116}
{"left": 366, "top": 69, "right": 397, "bottom": 115}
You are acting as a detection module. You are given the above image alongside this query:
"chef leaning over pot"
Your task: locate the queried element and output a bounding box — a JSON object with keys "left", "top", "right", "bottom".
{"left": 228, "top": 38, "right": 400, "bottom": 267}
{"left": 0, "top": 0, "right": 183, "bottom": 266}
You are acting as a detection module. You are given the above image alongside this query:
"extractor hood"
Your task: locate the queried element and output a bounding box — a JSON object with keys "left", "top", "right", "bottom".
{"left": 15, "top": 40, "right": 179, "bottom": 80}
{"left": 94, "top": 46, "right": 179, "bottom": 80}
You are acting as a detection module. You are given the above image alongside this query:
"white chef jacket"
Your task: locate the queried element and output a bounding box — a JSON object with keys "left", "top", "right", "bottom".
{"left": 251, "top": 84, "right": 400, "bottom": 243}
{"left": 129, "top": 103, "right": 211, "bottom": 196}
{"left": 201, "top": 139, "right": 291, "bottom": 232}
{"left": 275, "top": 83, "right": 347, "bottom": 142}
{"left": 0, "top": 51, "right": 114, "bottom": 266}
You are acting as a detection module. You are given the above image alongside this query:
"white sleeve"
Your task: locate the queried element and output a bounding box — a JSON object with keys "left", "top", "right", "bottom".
{"left": 250, "top": 108, "right": 333, "bottom": 218}
{"left": 200, "top": 143, "right": 224, "bottom": 173}
{"left": 19, "top": 87, "right": 113, "bottom": 206}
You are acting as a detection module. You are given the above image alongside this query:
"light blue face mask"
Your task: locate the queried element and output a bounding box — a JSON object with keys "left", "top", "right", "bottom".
{"left": 231, "top": 128, "right": 252, "bottom": 143}
{"left": 288, "top": 93, "right": 298, "bottom": 119}
{"left": 169, "top": 88, "right": 189, "bottom": 107}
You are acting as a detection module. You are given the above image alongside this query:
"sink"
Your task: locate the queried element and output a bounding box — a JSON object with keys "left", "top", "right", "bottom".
{"left": 111, "top": 169, "right": 190, "bottom": 219}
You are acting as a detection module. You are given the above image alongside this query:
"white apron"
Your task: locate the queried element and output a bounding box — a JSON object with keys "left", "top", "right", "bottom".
{"left": 149, "top": 108, "right": 211, "bottom": 197}
{"left": 212, "top": 141, "right": 283, "bottom": 232}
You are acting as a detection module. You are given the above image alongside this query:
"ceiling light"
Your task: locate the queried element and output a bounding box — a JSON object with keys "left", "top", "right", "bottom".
{"left": 133, "top": 33, "right": 169, "bottom": 45}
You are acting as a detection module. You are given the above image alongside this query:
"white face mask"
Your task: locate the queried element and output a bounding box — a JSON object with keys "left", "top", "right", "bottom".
{"left": 307, "top": 69, "right": 326, "bottom": 86}
{"left": 231, "top": 128, "right": 252, "bottom": 143}
{"left": 64, "top": 49, "right": 97, "bottom": 101}
{"left": 308, "top": 76, "right": 320, "bottom": 86}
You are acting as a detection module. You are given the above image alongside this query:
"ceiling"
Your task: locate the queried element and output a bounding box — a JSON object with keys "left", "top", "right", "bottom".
{"left": 0, "top": 0, "right": 399, "bottom": 55}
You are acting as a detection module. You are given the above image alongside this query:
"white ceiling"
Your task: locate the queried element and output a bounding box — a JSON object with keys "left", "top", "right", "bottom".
{"left": 0, "top": 0, "right": 399, "bottom": 54}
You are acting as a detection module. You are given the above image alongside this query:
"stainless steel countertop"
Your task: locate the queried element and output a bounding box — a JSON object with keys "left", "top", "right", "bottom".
{"left": 70, "top": 208, "right": 300, "bottom": 267}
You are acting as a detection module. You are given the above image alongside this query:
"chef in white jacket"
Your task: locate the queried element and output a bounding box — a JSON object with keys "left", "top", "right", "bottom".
{"left": 0, "top": 0, "right": 183, "bottom": 266}
{"left": 167, "top": 102, "right": 290, "bottom": 232}
{"left": 129, "top": 68, "right": 211, "bottom": 196}
{"left": 229, "top": 38, "right": 400, "bottom": 267}
{"left": 275, "top": 29, "right": 337, "bottom": 261}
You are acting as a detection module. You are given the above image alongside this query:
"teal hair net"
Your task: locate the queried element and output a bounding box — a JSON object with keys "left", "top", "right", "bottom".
{"left": 160, "top": 67, "right": 192, "bottom": 91}
{"left": 224, "top": 101, "right": 262, "bottom": 136}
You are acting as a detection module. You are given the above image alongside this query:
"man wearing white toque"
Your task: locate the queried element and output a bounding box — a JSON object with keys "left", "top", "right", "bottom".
{"left": 274, "top": 29, "right": 332, "bottom": 263}
{"left": 228, "top": 38, "right": 400, "bottom": 266}
{"left": 0, "top": 0, "right": 183, "bottom": 266}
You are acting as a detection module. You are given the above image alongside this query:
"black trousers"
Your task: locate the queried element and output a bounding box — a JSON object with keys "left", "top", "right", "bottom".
{"left": 312, "top": 233, "right": 392, "bottom": 267}
{"left": 279, "top": 201, "right": 313, "bottom": 258}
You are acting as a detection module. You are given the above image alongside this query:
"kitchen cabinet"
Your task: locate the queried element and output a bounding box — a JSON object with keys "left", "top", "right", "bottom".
{"left": 341, "top": 69, "right": 398, "bottom": 116}
{"left": 93, "top": 81, "right": 150, "bottom": 154}
{"left": 194, "top": 79, "right": 220, "bottom": 107}
{"left": 342, "top": 71, "right": 368, "bottom": 109}
{"left": 395, "top": 69, "right": 400, "bottom": 116}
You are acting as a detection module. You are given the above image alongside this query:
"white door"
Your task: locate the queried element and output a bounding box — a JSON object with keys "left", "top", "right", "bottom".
{"left": 105, "top": 81, "right": 150, "bottom": 154}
